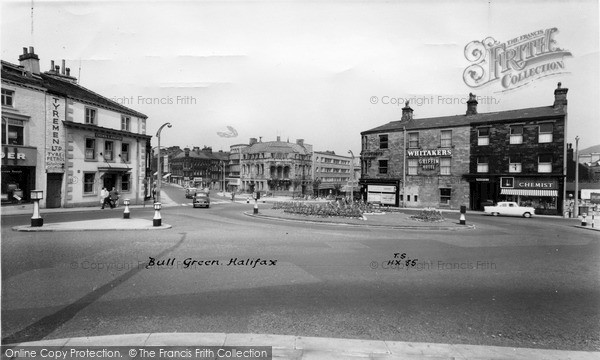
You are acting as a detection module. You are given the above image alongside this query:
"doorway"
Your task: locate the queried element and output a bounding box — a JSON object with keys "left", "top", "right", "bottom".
{"left": 46, "top": 173, "right": 63, "bottom": 208}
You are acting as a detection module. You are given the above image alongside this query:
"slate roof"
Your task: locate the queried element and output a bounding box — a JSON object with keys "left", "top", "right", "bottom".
{"left": 244, "top": 141, "right": 311, "bottom": 155}
{"left": 362, "top": 105, "right": 567, "bottom": 135}
{"left": 1, "top": 60, "right": 147, "bottom": 118}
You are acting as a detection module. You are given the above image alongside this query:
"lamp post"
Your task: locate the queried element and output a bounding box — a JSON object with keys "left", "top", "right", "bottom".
{"left": 574, "top": 136, "right": 579, "bottom": 218}
{"left": 348, "top": 150, "right": 355, "bottom": 202}
{"left": 30, "top": 190, "right": 43, "bottom": 227}
{"left": 156, "top": 122, "right": 172, "bottom": 203}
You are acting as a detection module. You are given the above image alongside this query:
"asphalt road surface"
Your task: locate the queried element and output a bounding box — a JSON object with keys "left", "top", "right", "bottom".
{"left": 2, "top": 184, "right": 599, "bottom": 351}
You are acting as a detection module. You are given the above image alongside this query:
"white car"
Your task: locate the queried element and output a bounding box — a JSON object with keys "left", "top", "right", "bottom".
{"left": 484, "top": 201, "right": 535, "bottom": 218}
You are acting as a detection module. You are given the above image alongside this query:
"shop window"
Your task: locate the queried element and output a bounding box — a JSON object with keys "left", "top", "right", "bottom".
{"left": 104, "top": 141, "right": 114, "bottom": 161}
{"left": 85, "top": 107, "right": 97, "bottom": 125}
{"left": 408, "top": 158, "right": 418, "bottom": 175}
{"left": 121, "top": 174, "right": 130, "bottom": 192}
{"left": 538, "top": 123, "right": 553, "bottom": 143}
{"left": 477, "top": 156, "right": 489, "bottom": 173}
{"left": 121, "top": 143, "right": 130, "bottom": 162}
{"left": 440, "top": 130, "right": 452, "bottom": 148}
{"left": 121, "top": 116, "right": 130, "bottom": 131}
{"left": 478, "top": 127, "right": 489, "bottom": 146}
{"left": 510, "top": 125, "right": 523, "bottom": 144}
{"left": 2, "top": 118, "right": 24, "bottom": 145}
{"left": 440, "top": 157, "right": 451, "bottom": 175}
{"left": 509, "top": 156, "right": 522, "bottom": 173}
{"left": 440, "top": 188, "right": 451, "bottom": 205}
{"left": 83, "top": 173, "right": 95, "bottom": 194}
{"left": 409, "top": 132, "right": 419, "bottom": 148}
{"left": 2, "top": 89, "right": 14, "bottom": 107}
{"left": 379, "top": 134, "right": 388, "bottom": 149}
{"left": 379, "top": 160, "right": 388, "bottom": 174}
{"left": 538, "top": 154, "right": 552, "bottom": 173}
{"left": 85, "top": 138, "right": 96, "bottom": 160}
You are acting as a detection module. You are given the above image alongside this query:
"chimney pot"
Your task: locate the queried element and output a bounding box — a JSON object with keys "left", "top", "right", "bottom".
{"left": 22, "top": 47, "right": 28, "bottom": 55}
{"left": 61, "top": 60, "right": 66, "bottom": 75}
{"left": 55, "top": 65, "right": 60, "bottom": 72}
{"left": 50, "top": 60, "right": 55, "bottom": 71}
{"left": 66, "top": 68, "right": 70, "bottom": 76}
{"left": 277, "top": 136, "right": 281, "bottom": 142}
{"left": 29, "top": 46, "right": 34, "bottom": 53}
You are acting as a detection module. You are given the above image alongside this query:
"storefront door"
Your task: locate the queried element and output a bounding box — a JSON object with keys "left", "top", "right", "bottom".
{"left": 46, "top": 173, "right": 62, "bottom": 208}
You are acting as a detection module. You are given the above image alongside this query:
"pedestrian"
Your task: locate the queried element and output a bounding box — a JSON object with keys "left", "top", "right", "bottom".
{"left": 101, "top": 187, "right": 111, "bottom": 209}
{"left": 152, "top": 185, "right": 157, "bottom": 201}
{"left": 109, "top": 187, "right": 119, "bottom": 209}
{"left": 231, "top": 192, "right": 235, "bottom": 202}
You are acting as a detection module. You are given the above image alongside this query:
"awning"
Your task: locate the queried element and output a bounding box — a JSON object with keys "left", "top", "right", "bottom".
{"left": 501, "top": 189, "right": 558, "bottom": 196}
{"left": 98, "top": 166, "right": 131, "bottom": 173}
{"left": 162, "top": 173, "right": 171, "bottom": 178}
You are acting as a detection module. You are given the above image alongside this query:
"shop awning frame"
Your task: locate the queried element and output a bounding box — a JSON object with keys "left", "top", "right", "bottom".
{"left": 500, "top": 189, "right": 558, "bottom": 196}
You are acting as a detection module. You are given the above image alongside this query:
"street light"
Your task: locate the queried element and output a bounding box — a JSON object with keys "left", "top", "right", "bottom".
{"left": 348, "top": 150, "right": 355, "bottom": 202}
{"left": 156, "top": 122, "right": 172, "bottom": 203}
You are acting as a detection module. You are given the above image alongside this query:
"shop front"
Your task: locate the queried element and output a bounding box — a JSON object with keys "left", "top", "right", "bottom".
{"left": 499, "top": 177, "right": 560, "bottom": 215}
{"left": 1, "top": 145, "right": 37, "bottom": 205}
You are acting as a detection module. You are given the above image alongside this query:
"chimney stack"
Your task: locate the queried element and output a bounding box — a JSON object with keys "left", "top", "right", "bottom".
{"left": 401, "top": 101, "right": 413, "bottom": 121}
{"left": 249, "top": 138, "right": 257, "bottom": 145}
{"left": 466, "top": 93, "right": 478, "bottom": 115}
{"left": 50, "top": 60, "right": 55, "bottom": 72}
{"left": 553, "top": 82, "right": 568, "bottom": 110}
{"left": 61, "top": 60, "right": 66, "bottom": 75}
{"left": 276, "top": 136, "right": 281, "bottom": 142}
{"left": 18, "top": 46, "right": 40, "bottom": 75}
{"left": 184, "top": 148, "right": 190, "bottom": 157}
{"left": 296, "top": 139, "right": 304, "bottom": 146}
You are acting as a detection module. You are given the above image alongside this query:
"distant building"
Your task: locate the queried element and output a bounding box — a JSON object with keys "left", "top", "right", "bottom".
{"left": 361, "top": 84, "right": 568, "bottom": 215}
{"left": 240, "top": 137, "right": 312, "bottom": 194}
{"left": 170, "top": 146, "right": 229, "bottom": 190}
{"left": 2, "top": 47, "right": 151, "bottom": 208}
{"left": 312, "top": 151, "right": 356, "bottom": 197}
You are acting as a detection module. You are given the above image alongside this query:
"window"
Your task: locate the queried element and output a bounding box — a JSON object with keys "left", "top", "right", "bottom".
{"left": 478, "top": 128, "right": 489, "bottom": 146}
{"left": 121, "top": 174, "right": 130, "bottom": 191}
{"left": 85, "top": 138, "right": 96, "bottom": 160}
{"left": 408, "top": 132, "right": 419, "bottom": 148}
{"left": 104, "top": 141, "right": 114, "bottom": 161}
{"left": 477, "top": 156, "right": 489, "bottom": 173}
{"left": 379, "top": 134, "right": 388, "bottom": 149}
{"left": 2, "top": 89, "right": 14, "bottom": 107}
{"left": 414, "top": 195, "right": 418, "bottom": 202}
{"left": 440, "top": 188, "right": 451, "bottom": 205}
{"left": 510, "top": 125, "right": 523, "bottom": 144}
{"left": 407, "top": 195, "right": 411, "bottom": 202}
{"left": 440, "top": 157, "right": 451, "bottom": 175}
{"left": 378, "top": 160, "right": 388, "bottom": 174}
{"left": 121, "top": 116, "right": 130, "bottom": 131}
{"left": 539, "top": 123, "right": 553, "bottom": 143}
{"left": 2, "top": 118, "right": 24, "bottom": 145}
{"left": 440, "top": 130, "right": 452, "bottom": 148}
{"left": 408, "top": 158, "right": 418, "bottom": 175}
{"left": 509, "top": 155, "right": 522, "bottom": 173}
{"left": 84, "top": 173, "right": 95, "bottom": 193}
{"left": 121, "top": 143, "right": 130, "bottom": 162}
{"left": 538, "top": 154, "right": 552, "bottom": 173}
{"left": 85, "top": 107, "right": 97, "bottom": 125}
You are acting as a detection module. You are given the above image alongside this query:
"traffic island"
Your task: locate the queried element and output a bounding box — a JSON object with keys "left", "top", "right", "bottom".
{"left": 245, "top": 209, "right": 475, "bottom": 230}
{"left": 12, "top": 218, "right": 172, "bottom": 232}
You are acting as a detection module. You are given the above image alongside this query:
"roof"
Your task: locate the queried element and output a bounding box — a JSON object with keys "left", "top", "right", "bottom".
{"left": 362, "top": 105, "right": 567, "bottom": 135}
{"left": 580, "top": 144, "right": 600, "bottom": 154}
{"left": 244, "top": 140, "right": 311, "bottom": 155}
{"left": 173, "top": 150, "right": 230, "bottom": 161}
{"left": 2, "top": 61, "right": 147, "bottom": 118}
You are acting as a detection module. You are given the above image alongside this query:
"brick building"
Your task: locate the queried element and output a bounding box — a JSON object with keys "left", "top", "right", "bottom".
{"left": 170, "top": 146, "right": 229, "bottom": 190}
{"left": 361, "top": 84, "right": 568, "bottom": 214}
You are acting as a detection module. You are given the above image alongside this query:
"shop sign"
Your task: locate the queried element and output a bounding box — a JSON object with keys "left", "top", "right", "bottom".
{"left": 45, "top": 96, "right": 66, "bottom": 173}
{"left": 407, "top": 149, "right": 452, "bottom": 170}
{"left": 368, "top": 185, "right": 396, "bottom": 193}
{"left": 476, "top": 178, "right": 490, "bottom": 182}
{"left": 95, "top": 132, "right": 123, "bottom": 141}
{"left": 1, "top": 146, "right": 38, "bottom": 167}
{"left": 590, "top": 193, "right": 600, "bottom": 204}
{"left": 515, "top": 178, "right": 557, "bottom": 190}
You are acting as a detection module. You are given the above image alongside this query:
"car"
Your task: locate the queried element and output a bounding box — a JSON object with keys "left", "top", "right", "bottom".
{"left": 484, "top": 201, "right": 535, "bottom": 218}
{"left": 185, "top": 187, "right": 197, "bottom": 199}
{"left": 193, "top": 192, "right": 210, "bottom": 208}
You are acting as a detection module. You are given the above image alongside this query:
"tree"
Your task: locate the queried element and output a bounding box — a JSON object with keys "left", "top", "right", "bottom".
{"left": 333, "top": 183, "right": 342, "bottom": 196}
{"left": 312, "top": 178, "right": 321, "bottom": 197}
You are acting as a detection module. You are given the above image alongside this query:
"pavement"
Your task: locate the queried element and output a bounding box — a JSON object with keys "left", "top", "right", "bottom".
{"left": 3, "top": 333, "right": 598, "bottom": 359}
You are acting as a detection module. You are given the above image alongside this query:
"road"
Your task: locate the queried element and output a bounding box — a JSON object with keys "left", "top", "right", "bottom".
{"left": 1, "top": 184, "right": 599, "bottom": 351}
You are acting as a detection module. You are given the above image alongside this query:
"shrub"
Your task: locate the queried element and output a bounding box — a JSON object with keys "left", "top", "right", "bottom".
{"left": 410, "top": 209, "right": 445, "bottom": 222}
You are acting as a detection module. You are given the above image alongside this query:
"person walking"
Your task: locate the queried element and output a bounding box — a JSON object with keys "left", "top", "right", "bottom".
{"left": 101, "top": 187, "right": 110, "bottom": 209}
{"left": 109, "top": 187, "right": 119, "bottom": 209}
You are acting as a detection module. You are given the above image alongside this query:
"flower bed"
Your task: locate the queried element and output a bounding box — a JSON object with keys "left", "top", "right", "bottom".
{"left": 272, "top": 200, "right": 380, "bottom": 218}
{"left": 410, "top": 209, "right": 445, "bottom": 222}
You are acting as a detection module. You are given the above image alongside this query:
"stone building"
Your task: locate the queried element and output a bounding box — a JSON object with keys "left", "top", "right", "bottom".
{"left": 170, "top": 146, "right": 229, "bottom": 190}
{"left": 240, "top": 137, "right": 312, "bottom": 195}
{"left": 361, "top": 84, "right": 568, "bottom": 214}
{"left": 2, "top": 47, "right": 151, "bottom": 208}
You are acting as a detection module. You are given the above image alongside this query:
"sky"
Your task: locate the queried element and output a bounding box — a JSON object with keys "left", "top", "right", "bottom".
{"left": 2, "top": 0, "right": 599, "bottom": 154}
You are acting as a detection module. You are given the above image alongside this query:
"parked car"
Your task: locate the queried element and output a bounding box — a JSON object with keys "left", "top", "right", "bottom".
{"left": 185, "top": 187, "right": 197, "bottom": 199}
{"left": 193, "top": 192, "right": 210, "bottom": 208}
{"left": 484, "top": 201, "right": 535, "bottom": 218}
